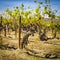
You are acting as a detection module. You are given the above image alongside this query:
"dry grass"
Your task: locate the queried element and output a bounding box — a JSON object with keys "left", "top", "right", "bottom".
{"left": 0, "top": 32, "right": 60, "bottom": 60}
{"left": 0, "top": 49, "right": 60, "bottom": 60}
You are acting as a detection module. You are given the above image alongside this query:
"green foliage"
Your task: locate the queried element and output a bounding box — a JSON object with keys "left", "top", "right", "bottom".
{"left": 46, "top": 21, "right": 51, "bottom": 27}
{"left": 5, "top": 8, "right": 12, "bottom": 16}
{"left": 35, "top": 7, "right": 40, "bottom": 13}
{"left": 34, "top": 0, "right": 37, "bottom": 3}
{"left": 38, "top": 2, "right": 43, "bottom": 4}
{"left": 0, "top": 36, "right": 2, "bottom": 46}
{"left": 54, "top": 22, "right": 60, "bottom": 31}
{"left": 2, "top": 0, "right": 59, "bottom": 34}
{"left": 57, "top": 15, "right": 60, "bottom": 19}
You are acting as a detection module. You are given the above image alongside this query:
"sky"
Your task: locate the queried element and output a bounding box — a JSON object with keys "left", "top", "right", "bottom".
{"left": 0, "top": 0, "right": 60, "bottom": 15}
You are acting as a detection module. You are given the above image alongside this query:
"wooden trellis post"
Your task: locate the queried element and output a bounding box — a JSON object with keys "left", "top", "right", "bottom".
{"left": 18, "top": 16, "right": 21, "bottom": 48}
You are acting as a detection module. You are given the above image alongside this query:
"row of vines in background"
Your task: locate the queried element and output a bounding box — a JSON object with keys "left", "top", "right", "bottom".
{"left": 0, "top": 0, "right": 60, "bottom": 48}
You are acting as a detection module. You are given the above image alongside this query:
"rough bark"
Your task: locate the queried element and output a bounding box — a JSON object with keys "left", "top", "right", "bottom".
{"left": 20, "top": 32, "right": 32, "bottom": 49}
